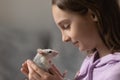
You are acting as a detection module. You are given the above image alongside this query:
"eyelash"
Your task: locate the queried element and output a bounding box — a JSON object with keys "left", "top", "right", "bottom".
{"left": 62, "top": 24, "right": 70, "bottom": 29}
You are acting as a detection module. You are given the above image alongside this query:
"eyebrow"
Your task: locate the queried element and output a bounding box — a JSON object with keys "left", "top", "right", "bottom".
{"left": 57, "top": 19, "right": 70, "bottom": 26}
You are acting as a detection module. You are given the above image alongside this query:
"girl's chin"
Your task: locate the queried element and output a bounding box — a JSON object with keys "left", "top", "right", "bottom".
{"left": 78, "top": 47, "right": 90, "bottom": 52}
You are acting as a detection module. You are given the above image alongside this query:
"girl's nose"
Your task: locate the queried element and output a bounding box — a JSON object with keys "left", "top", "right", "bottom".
{"left": 62, "top": 35, "right": 71, "bottom": 42}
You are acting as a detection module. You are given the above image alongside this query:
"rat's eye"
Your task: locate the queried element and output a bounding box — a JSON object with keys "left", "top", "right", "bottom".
{"left": 48, "top": 50, "right": 52, "bottom": 53}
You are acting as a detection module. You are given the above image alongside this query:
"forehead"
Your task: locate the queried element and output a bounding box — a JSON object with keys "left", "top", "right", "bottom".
{"left": 52, "top": 5, "right": 73, "bottom": 24}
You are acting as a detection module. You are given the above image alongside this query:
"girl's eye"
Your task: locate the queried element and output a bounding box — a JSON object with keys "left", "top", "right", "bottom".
{"left": 63, "top": 24, "right": 70, "bottom": 29}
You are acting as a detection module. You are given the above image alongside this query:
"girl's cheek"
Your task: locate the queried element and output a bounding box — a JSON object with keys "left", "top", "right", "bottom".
{"left": 71, "top": 30, "right": 80, "bottom": 40}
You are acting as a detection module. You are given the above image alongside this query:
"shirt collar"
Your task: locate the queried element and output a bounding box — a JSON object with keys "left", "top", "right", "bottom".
{"left": 92, "top": 52, "right": 120, "bottom": 67}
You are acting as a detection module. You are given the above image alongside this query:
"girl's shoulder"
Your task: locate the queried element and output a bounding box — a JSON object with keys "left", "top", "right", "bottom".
{"left": 105, "top": 61, "right": 120, "bottom": 80}
{"left": 101, "top": 52, "right": 120, "bottom": 80}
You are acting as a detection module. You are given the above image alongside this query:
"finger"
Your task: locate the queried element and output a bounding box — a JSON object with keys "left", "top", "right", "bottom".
{"left": 51, "top": 64, "right": 59, "bottom": 73}
{"left": 62, "top": 70, "right": 67, "bottom": 78}
{"left": 27, "top": 62, "right": 36, "bottom": 80}
{"left": 49, "top": 67, "right": 60, "bottom": 77}
{"left": 29, "top": 77, "right": 36, "bottom": 80}
{"left": 27, "top": 62, "right": 41, "bottom": 80}
{"left": 27, "top": 59, "right": 46, "bottom": 76}
{"left": 50, "top": 64, "right": 62, "bottom": 76}
{"left": 50, "top": 64, "right": 67, "bottom": 78}
{"left": 32, "top": 73, "right": 41, "bottom": 80}
{"left": 22, "top": 61, "right": 29, "bottom": 73}
{"left": 49, "top": 64, "right": 63, "bottom": 77}
{"left": 21, "top": 67, "right": 29, "bottom": 75}
{"left": 22, "top": 61, "right": 28, "bottom": 68}
{"left": 20, "top": 67, "right": 28, "bottom": 77}
{"left": 21, "top": 61, "right": 29, "bottom": 77}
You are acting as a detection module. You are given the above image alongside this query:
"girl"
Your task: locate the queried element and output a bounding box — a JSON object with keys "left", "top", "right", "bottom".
{"left": 21, "top": 0, "right": 120, "bottom": 80}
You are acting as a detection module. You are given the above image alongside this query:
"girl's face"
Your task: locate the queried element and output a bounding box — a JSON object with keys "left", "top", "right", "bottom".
{"left": 52, "top": 5, "right": 102, "bottom": 52}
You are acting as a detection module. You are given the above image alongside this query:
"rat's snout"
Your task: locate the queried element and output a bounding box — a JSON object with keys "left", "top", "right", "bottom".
{"left": 53, "top": 51, "right": 59, "bottom": 57}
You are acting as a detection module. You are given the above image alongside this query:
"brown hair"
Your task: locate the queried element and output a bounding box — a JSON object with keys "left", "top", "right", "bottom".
{"left": 52, "top": 0, "right": 120, "bottom": 52}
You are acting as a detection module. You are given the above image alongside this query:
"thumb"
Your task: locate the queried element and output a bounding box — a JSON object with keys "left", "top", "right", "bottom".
{"left": 62, "top": 70, "right": 67, "bottom": 78}
{"left": 48, "top": 64, "right": 62, "bottom": 76}
{"left": 49, "top": 64, "right": 67, "bottom": 78}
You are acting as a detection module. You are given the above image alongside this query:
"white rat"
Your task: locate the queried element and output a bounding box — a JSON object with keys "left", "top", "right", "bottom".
{"left": 33, "top": 49, "right": 59, "bottom": 72}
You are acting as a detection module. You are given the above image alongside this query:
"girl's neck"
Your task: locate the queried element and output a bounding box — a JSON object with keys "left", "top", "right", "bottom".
{"left": 96, "top": 45, "right": 111, "bottom": 58}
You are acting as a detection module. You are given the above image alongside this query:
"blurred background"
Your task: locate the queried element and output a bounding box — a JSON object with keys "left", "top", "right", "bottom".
{"left": 0, "top": 0, "right": 86, "bottom": 80}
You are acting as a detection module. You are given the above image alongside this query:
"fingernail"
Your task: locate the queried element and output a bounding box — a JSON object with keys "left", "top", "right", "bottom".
{"left": 22, "top": 63, "right": 24, "bottom": 66}
{"left": 27, "top": 59, "right": 32, "bottom": 64}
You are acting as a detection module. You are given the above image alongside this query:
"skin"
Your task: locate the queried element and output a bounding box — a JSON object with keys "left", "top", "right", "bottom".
{"left": 52, "top": 5, "right": 110, "bottom": 57}
{"left": 21, "top": 5, "right": 111, "bottom": 80}
{"left": 21, "top": 49, "right": 65, "bottom": 80}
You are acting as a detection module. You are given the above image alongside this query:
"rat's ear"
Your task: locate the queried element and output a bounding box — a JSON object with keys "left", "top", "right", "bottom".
{"left": 37, "top": 48, "right": 42, "bottom": 52}
{"left": 37, "top": 49, "right": 44, "bottom": 54}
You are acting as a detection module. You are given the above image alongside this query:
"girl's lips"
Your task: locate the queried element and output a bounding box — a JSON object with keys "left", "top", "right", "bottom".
{"left": 73, "top": 41, "right": 79, "bottom": 47}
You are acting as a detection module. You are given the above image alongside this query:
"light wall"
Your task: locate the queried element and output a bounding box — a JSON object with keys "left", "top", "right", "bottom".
{"left": 0, "top": 0, "right": 85, "bottom": 80}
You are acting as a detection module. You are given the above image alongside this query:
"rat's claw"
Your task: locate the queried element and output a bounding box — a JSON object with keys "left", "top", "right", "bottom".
{"left": 49, "top": 60, "right": 52, "bottom": 64}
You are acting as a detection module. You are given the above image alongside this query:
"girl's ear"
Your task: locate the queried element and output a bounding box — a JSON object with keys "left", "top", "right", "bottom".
{"left": 91, "top": 13, "right": 98, "bottom": 22}
{"left": 89, "top": 9, "right": 98, "bottom": 22}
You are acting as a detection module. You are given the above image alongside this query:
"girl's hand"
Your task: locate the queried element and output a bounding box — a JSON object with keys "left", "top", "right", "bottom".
{"left": 21, "top": 59, "right": 66, "bottom": 80}
{"left": 21, "top": 60, "right": 29, "bottom": 77}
